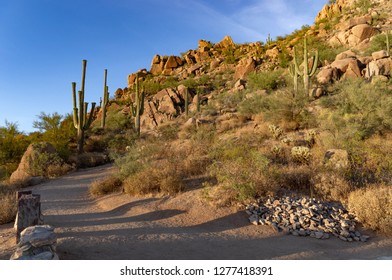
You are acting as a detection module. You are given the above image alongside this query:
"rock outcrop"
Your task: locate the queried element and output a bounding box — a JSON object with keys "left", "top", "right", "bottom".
{"left": 10, "top": 142, "right": 59, "bottom": 185}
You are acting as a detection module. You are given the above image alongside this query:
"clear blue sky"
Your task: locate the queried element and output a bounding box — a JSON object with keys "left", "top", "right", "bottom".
{"left": 0, "top": 0, "right": 327, "bottom": 133}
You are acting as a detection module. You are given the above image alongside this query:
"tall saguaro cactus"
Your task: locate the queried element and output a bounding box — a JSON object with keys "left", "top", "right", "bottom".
{"left": 72, "top": 59, "right": 96, "bottom": 154}
{"left": 101, "top": 69, "right": 109, "bottom": 129}
{"left": 386, "top": 30, "right": 390, "bottom": 56}
{"left": 288, "top": 62, "right": 299, "bottom": 95}
{"left": 293, "top": 37, "right": 319, "bottom": 97}
{"left": 130, "top": 74, "right": 145, "bottom": 136}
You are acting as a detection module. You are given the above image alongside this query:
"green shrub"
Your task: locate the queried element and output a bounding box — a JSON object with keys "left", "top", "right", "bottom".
{"left": 207, "top": 139, "right": 275, "bottom": 204}
{"left": 247, "top": 70, "right": 285, "bottom": 92}
{"left": 365, "top": 33, "right": 392, "bottom": 56}
{"left": 319, "top": 79, "right": 392, "bottom": 143}
{"left": 255, "top": 88, "right": 315, "bottom": 130}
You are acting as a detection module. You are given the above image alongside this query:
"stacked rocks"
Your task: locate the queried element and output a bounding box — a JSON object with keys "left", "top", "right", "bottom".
{"left": 246, "top": 196, "right": 369, "bottom": 242}
{"left": 11, "top": 225, "right": 58, "bottom": 260}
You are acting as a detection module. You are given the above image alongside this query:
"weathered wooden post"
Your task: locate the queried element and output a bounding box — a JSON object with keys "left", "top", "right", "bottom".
{"left": 15, "top": 191, "right": 42, "bottom": 243}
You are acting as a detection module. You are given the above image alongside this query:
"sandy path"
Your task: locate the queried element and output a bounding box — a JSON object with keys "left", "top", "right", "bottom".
{"left": 1, "top": 164, "right": 392, "bottom": 260}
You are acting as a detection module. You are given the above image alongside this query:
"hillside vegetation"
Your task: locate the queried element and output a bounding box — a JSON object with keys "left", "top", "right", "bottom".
{"left": 1, "top": 0, "right": 391, "bottom": 235}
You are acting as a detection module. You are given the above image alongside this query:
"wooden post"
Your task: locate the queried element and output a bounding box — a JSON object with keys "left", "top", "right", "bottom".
{"left": 15, "top": 191, "right": 42, "bottom": 243}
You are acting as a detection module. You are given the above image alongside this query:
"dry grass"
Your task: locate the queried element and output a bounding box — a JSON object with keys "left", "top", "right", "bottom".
{"left": 89, "top": 176, "right": 123, "bottom": 197}
{"left": 0, "top": 183, "right": 17, "bottom": 225}
{"left": 347, "top": 185, "right": 392, "bottom": 235}
{"left": 123, "top": 163, "right": 185, "bottom": 196}
{"left": 47, "top": 163, "right": 74, "bottom": 178}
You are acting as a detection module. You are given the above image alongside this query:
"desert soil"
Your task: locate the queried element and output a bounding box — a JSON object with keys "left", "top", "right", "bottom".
{"left": 1, "top": 163, "right": 391, "bottom": 260}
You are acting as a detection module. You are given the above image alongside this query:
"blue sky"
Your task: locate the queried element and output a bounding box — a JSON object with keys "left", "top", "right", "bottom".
{"left": 0, "top": 0, "right": 327, "bottom": 133}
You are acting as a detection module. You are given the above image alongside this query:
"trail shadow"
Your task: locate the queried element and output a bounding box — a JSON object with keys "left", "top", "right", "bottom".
{"left": 51, "top": 209, "right": 186, "bottom": 228}
{"left": 56, "top": 211, "right": 248, "bottom": 238}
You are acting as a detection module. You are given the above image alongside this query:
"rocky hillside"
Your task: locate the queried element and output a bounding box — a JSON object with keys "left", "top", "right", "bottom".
{"left": 100, "top": 0, "right": 391, "bottom": 134}
{"left": 89, "top": 0, "right": 392, "bottom": 237}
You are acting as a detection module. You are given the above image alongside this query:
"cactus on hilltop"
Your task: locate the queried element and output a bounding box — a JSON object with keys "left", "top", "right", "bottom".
{"left": 293, "top": 37, "right": 319, "bottom": 97}
{"left": 101, "top": 69, "right": 109, "bottom": 129}
{"left": 266, "top": 33, "right": 272, "bottom": 46}
{"left": 72, "top": 60, "right": 96, "bottom": 154}
{"left": 130, "top": 73, "right": 145, "bottom": 136}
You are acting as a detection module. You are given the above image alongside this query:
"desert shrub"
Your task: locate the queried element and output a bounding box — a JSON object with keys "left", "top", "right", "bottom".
{"left": 158, "top": 174, "right": 185, "bottom": 195}
{"left": 347, "top": 185, "right": 392, "bottom": 235}
{"left": 255, "top": 89, "right": 315, "bottom": 130}
{"left": 114, "top": 145, "right": 146, "bottom": 179}
{"left": 214, "top": 90, "right": 245, "bottom": 109}
{"left": 311, "top": 171, "right": 352, "bottom": 201}
{"left": 269, "top": 164, "right": 314, "bottom": 195}
{"left": 105, "top": 108, "right": 132, "bottom": 131}
{"left": 123, "top": 167, "right": 159, "bottom": 195}
{"left": 89, "top": 175, "right": 123, "bottom": 197}
{"left": 365, "top": 32, "right": 392, "bottom": 56}
{"left": 319, "top": 79, "right": 392, "bottom": 143}
{"left": 0, "top": 183, "right": 17, "bottom": 224}
{"left": 107, "top": 131, "right": 137, "bottom": 154}
{"left": 207, "top": 139, "right": 276, "bottom": 204}
{"left": 157, "top": 122, "right": 179, "bottom": 141}
{"left": 247, "top": 70, "right": 285, "bottom": 92}
{"left": 76, "top": 152, "right": 108, "bottom": 168}
{"left": 27, "top": 143, "right": 72, "bottom": 178}
{"left": 238, "top": 93, "right": 267, "bottom": 115}
{"left": 123, "top": 164, "right": 184, "bottom": 195}
{"left": 353, "top": 0, "right": 374, "bottom": 14}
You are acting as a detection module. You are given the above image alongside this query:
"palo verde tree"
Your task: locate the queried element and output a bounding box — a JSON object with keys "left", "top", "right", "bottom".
{"left": 71, "top": 59, "right": 96, "bottom": 154}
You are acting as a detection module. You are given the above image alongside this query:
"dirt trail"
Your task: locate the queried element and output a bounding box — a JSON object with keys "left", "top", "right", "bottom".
{"left": 1, "top": 164, "right": 392, "bottom": 260}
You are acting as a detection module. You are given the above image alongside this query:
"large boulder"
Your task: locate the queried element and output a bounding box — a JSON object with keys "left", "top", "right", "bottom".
{"left": 215, "top": 35, "right": 235, "bottom": 49}
{"left": 317, "top": 66, "right": 341, "bottom": 84}
{"left": 10, "top": 142, "right": 61, "bottom": 185}
{"left": 343, "top": 59, "right": 363, "bottom": 79}
{"left": 366, "top": 58, "right": 392, "bottom": 78}
{"left": 348, "top": 24, "right": 379, "bottom": 46}
{"left": 331, "top": 58, "right": 357, "bottom": 73}
{"left": 234, "top": 57, "right": 256, "bottom": 80}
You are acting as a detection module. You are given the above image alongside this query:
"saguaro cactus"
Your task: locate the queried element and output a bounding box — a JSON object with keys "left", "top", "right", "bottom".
{"left": 185, "top": 87, "right": 189, "bottom": 116}
{"left": 288, "top": 62, "right": 299, "bottom": 95}
{"left": 130, "top": 74, "right": 144, "bottom": 136}
{"left": 293, "top": 37, "right": 319, "bottom": 97}
{"left": 72, "top": 59, "right": 96, "bottom": 154}
{"left": 386, "top": 30, "right": 390, "bottom": 56}
{"left": 266, "top": 33, "right": 272, "bottom": 46}
{"left": 101, "top": 69, "right": 109, "bottom": 129}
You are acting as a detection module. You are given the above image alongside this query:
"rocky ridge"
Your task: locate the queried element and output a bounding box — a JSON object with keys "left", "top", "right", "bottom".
{"left": 103, "top": 0, "right": 392, "bottom": 133}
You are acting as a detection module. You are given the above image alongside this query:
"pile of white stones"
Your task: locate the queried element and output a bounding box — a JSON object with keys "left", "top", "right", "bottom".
{"left": 11, "top": 225, "right": 59, "bottom": 260}
{"left": 246, "top": 196, "right": 370, "bottom": 242}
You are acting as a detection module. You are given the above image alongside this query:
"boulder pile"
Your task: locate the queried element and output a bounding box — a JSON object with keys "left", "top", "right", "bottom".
{"left": 246, "top": 196, "right": 370, "bottom": 242}
{"left": 11, "top": 225, "right": 58, "bottom": 260}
